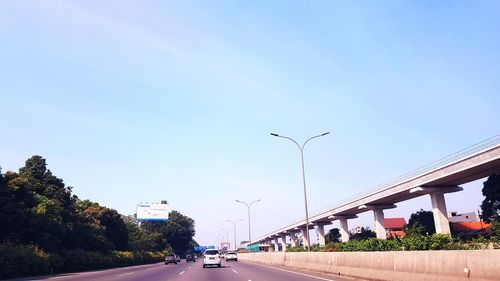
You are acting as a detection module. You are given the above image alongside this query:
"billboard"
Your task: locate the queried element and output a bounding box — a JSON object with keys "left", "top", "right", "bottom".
{"left": 136, "top": 202, "right": 169, "bottom": 221}
{"left": 194, "top": 246, "right": 215, "bottom": 252}
{"left": 220, "top": 242, "right": 230, "bottom": 251}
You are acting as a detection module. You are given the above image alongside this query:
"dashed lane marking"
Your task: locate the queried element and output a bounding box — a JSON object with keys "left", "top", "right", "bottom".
{"left": 232, "top": 269, "right": 239, "bottom": 274}
{"left": 179, "top": 271, "right": 185, "bottom": 275}
{"left": 116, "top": 272, "right": 135, "bottom": 277}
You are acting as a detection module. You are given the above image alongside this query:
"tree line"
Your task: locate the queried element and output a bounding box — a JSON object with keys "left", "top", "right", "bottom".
{"left": 0, "top": 156, "right": 197, "bottom": 279}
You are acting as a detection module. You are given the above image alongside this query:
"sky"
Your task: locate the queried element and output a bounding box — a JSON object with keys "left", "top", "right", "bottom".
{"left": 1, "top": 0, "right": 499, "bottom": 247}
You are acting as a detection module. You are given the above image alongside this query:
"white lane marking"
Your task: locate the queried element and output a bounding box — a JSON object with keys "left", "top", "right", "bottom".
{"left": 116, "top": 272, "right": 135, "bottom": 277}
{"left": 49, "top": 263, "right": 161, "bottom": 279}
{"left": 179, "top": 270, "right": 185, "bottom": 275}
{"left": 250, "top": 263, "right": 335, "bottom": 281}
{"left": 50, "top": 271, "right": 101, "bottom": 279}
{"left": 189, "top": 266, "right": 192, "bottom": 269}
{"left": 232, "top": 269, "right": 239, "bottom": 274}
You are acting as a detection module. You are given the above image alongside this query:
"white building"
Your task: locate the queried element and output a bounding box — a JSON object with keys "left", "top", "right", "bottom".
{"left": 448, "top": 211, "right": 479, "bottom": 223}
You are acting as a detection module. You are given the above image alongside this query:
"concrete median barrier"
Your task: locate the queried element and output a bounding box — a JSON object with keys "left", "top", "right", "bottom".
{"left": 239, "top": 250, "right": 500, "bottom": 281}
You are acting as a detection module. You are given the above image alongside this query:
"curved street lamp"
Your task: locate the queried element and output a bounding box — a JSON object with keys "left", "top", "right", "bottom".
{"left": 226, "top": 219, "right": 243, "bottom": 251}
{"left": 270, "top": 132, "right": 330, "bottom": 251}
{"left": 235, "top": 199, "right": 261, "bottom": 244}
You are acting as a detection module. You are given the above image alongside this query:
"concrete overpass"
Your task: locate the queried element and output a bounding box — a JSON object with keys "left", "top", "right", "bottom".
{"left": 256, "top": 134, "right": 500, "bottom": 250}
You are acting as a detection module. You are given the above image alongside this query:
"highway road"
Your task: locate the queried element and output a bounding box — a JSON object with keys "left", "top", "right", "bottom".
{"left": 12, "top": 259, "right": 360, "bottom": 281}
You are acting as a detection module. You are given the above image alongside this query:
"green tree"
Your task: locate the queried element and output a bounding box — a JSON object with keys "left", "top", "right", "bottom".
{"left": 408, "top": 209, "right": 435, "bottom": 235}
{"left": 124, "top": 216, "right": 166, "bottom": 251}
{"left": 74, "top": 200, "right": 129, "bottom": 251}
{"left": 480, "top": 173, "right": 500, "bottom": 223}
{"left": 2, "top": 156, "right": 128, "bottom": 253}
{"left": 325, "top": 228, "right": 341, "bottom": 243}
{"left": 0, "top": 168, "right": 27, "bottom": 242}
{"left": 142, "top": 210, "right": 196, "bottom": 256}
{"left": 0, "top": 170, "right": 32, "bottom": 244}
{"left": 13, "top": 156, "right": 77, "bottom": 252}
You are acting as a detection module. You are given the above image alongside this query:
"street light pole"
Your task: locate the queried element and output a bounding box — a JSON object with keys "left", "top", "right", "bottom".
{"left": 270, "top": 132, "right": 330, "bottom": 251}
{"left": 217, "top": 234, "right": 224, "bottom": 249}
{"left": 226, "top": 219, "right": 243, "bottom": 251}
{"left": 221, "top": 227, "right": 231, "bottom": 244}
{"left": 235, "top": 199, "right": 261, "bottom": 244}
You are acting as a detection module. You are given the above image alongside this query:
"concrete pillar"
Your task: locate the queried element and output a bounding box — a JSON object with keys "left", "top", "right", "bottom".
{"left": 289, "top": 233, "right": 297, "bottom": 247}
{"left": 273, "top": 237, "right": 279, "bottom": 252}
{"left": 430, "top": 192, "right": 451, "bottom": 234}
{"left": 331, "top": 215, "right": 358, "bottom": 242}
{"left": 409, "top": 186, "right": 461, "bottom": 235}
{"left": 279, "top": 236, "right": 287, "bottom": 252}
{"left": 300, "top": 228, "right": 310, "bottom": 248}
{"left": 316, "top": 224, "right": 326, "bottom": 246}
{"left": 339, "top": 218, "right": 350, "bottom": 242}
{"left": 267, "top": 240, "right": 273, "bottom": 252}
{"left": 358, "top": 204, "right": 396, "bottom": 240}
{"left": 373, "top": 208, "right": 386, "bottom": 239}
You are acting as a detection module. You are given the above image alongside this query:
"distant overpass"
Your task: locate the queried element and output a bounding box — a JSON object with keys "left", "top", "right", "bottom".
{"left": 256, "top": 134, "right": 500, "bottom": 250}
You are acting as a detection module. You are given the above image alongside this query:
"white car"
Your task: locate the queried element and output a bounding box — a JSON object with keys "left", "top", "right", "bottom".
{"left": 225, "top": 251, "right": 238, "bottom": 261}
{"left": 203, "top": 249, "right": 221, "bottom": 268}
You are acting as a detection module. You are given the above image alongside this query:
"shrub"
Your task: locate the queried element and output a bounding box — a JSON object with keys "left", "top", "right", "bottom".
{"left": 49, "top": 249, "right": 164, "bottom": 274}
{"left": 0, "top": 243, "right": 50, "bottom": 279}
{"left": 112, "top": 251, "right": 134, "bottom": 267}
{"left": 429, "top": 234, "right": 452, "bottom": 250}
{"left": 400, "top": 234, "right": 430, "bottom": 250}
{"left": 319, "top": 231, "right": 500, "bottom": 253}
{"left": 287, "top": 246, "right": 307, "bottom": 252}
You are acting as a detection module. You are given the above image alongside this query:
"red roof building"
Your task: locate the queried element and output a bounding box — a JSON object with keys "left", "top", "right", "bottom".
{"left": 451, "top": 221, "right": 491, "bottom": 232}
{"left": 384, "top": 218, "right": 407, "bottom": 238}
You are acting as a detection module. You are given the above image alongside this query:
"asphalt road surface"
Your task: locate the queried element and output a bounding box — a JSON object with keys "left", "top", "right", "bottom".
{"left": 12, "top": 259, "right": 361, "bottom": 281}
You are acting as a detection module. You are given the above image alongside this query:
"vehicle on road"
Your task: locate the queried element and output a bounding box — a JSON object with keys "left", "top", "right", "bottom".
{"left": 203, "top": 249, "right": 221, "bottom": 268}
{"left": 225, "top": 251, "right": 238, "bottom": 261}
{"left": 165, "top": 253, "right": 178, "bottom": 265}
{"left": 186, "top": 253, "right": 196, "bottom": 262}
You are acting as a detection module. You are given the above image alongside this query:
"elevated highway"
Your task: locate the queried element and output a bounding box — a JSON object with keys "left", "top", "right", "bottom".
{"left": 256, "top": 134, "right": 500, "bottom": 248}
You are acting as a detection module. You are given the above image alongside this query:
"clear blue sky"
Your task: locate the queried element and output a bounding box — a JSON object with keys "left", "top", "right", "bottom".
{"left": 1, "top": 0, "right": 499, "bottom": 246}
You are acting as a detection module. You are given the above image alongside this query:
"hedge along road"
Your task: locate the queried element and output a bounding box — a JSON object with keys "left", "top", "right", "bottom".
{"left": 6, "top": 259, "right": 363, "bottom": 281}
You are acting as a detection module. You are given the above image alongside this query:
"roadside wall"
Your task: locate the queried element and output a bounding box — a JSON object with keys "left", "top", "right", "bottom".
{"left": 238, "top": 250, "right": 500, "bottom": 281}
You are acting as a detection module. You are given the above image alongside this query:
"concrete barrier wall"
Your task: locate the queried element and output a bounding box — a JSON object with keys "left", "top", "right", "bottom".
{"left": 238, "top": 250, "right": 500, "bottom": 281}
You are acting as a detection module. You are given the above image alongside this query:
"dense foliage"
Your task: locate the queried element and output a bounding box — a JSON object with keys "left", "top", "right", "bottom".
{"left": 407, "top": 209, "right": 436, "bottom": 235}
{"left": 480, "top": 173, "right": 500, "bottom": 223}
{"left": 286, "top": 232, "right": 500, "bottom": 253}
{"left": 0, "top": 156, "right": 197, "bottom": 279}
{"left": 325, "top": 228, "right": 341, "bottom": 243}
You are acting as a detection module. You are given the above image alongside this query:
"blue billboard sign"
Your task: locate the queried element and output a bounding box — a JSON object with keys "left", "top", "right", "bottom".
{"left": 193, "top": 245, "right": 215, "bottom": 252}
